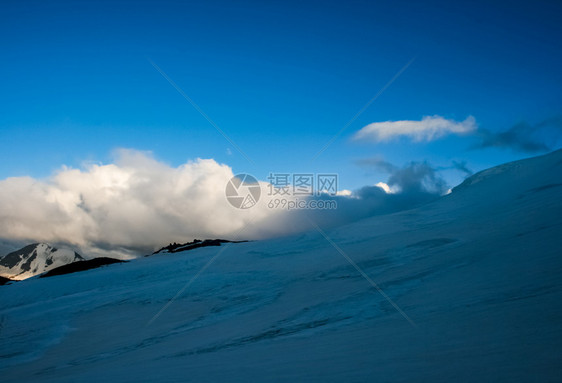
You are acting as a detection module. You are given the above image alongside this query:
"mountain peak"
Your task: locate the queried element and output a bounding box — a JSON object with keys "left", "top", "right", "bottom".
{"left": 0, "top": 243, "right": 83, "bottom": 280}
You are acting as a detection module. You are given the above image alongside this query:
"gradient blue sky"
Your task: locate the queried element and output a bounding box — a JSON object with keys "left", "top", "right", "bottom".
{"left": 1, "top": 0, "right": 561, "bottom": 190}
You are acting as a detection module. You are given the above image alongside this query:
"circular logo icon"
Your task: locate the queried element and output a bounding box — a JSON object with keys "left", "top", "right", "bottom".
{"left": 225, "top": 174, "right": 261, "bottom": 209}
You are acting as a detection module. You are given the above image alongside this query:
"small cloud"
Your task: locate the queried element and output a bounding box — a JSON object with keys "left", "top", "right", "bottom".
{"left": 336, "top": 189, "right": 353, "bottom": 196}
{"left": 474, "top": 116, "right": 562, "bottom": 153}
{"left": 356, "top": 157, "right": 397, "bottom": 173}
{"left": 359, "top": 157, "right": 448, "bottom": 195}
{"left": 353, "top": 115, "right": 477, "bottom": 143}
{"left": 387, "top": 161, "right": 448, "bottom": 195}
{"left": 451, "top": 160, "right": 473, "bottom": 177}
{"left": 375, "top": 182, "right": 395, "bottom": 194}
{"left": 226, "top": 148, "right": 232, "bottom": 155}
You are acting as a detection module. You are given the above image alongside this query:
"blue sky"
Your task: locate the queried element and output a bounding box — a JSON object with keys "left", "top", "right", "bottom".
{"left": 1, "top": 0, "right": 561, "bottom": 190}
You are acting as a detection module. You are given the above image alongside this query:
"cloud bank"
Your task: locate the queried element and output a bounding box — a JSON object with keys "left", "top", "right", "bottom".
{"left": 0, "top": 150, "right": 293, "bottom": 258}
{"left": 353, "top": 115, "right": 477, "bottom": 143}
{"left": 0, "top": 150, "right": 453, "bottom": 258}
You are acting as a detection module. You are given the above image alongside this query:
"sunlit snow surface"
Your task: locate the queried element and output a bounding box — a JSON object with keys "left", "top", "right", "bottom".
{"left": 1, "top": 151, "right": 562, "bottom": 382}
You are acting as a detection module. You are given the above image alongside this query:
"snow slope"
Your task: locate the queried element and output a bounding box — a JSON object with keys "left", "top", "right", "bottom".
{"left": 0, "top": 243, "right": 84, "bottom": 280}
{"left": 0, "top": 150, "right": 561, "bottom": 382}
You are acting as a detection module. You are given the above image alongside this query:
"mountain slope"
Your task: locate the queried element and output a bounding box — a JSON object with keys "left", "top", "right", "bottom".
{"left": 0, "top": 243, "right": 84, "bottom": 280}
{"left": 0, "top": 150, "right": 561, "bottom": 382}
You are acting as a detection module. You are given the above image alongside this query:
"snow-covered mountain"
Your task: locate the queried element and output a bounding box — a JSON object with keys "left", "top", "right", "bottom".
{"left": 0, "top": 150, "right": 561, "bottom": 381}
{"left": 0, "top": 243, "right": 84, "bottom": 280}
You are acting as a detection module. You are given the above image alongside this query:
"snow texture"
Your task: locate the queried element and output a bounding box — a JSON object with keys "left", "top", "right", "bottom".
{"left": 0, "top": 150, "right": 561, "bottom": 382}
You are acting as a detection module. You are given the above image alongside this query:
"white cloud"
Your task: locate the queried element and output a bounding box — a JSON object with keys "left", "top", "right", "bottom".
{"left": 336, "top": 189, "right": 353, "bottom": 197}
{"left": 0, "top": 150, "right": 455, "bottom": 259}
{"left": 0, "top": 149, "right": 294, "bottom": 258}
{"left": 353, "top": 115, "right": 477, "bottom": 143}
{"left": 375, "top": 182, "right": 394, "bottom": 194}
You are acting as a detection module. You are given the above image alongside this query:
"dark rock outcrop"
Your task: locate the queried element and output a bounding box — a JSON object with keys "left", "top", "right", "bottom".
{"left": 152, "top": 239, "right": 248, "bottom": 255}
{"left": 40, "top": 258, "right": 127, "bottom": 278}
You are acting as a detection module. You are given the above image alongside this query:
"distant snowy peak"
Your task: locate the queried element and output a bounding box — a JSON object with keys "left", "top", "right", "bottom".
{"left": 0, "top": 243, "right": 84, "bottom": 280}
